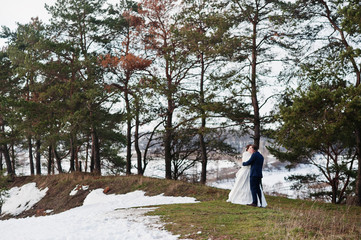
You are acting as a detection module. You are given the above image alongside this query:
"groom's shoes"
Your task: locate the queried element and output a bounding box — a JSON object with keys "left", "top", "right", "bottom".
{"left": 246, "top": 203, "right": 257, "bottom": 207}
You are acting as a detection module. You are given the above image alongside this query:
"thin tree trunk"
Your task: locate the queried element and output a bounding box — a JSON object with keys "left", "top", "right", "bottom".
{"left": 356, "top": 129, "right": 361, "bottom": 206}
{"left": 0, "top": 151, "right": 3, "bottom": 171}
{"left": 199, "top": 53, "right": 208, "bottom": 185}
{"left": 85, "top": 140, "right": 89, "bottom": 173}
{"left": 134, "top": 100, "right": 143, "bottom": 175}
{"left": 90, "top": 143, "right": 94, "bottom": 173}
{"left": 47, "top": 145, "right": 52, "bottom": 175}
{"left": 28, "top": 137, "right": 35, "bottom": 175}
{"left": 1, "top": 144, "right": 14, "bottom": 178}
{"left": 11, "top": 143, "right": 15, "bottom": 175}
{"left": 164, "top": 103, "right": 173, "bottom": 179}
{"left": 126, "top": 118, "right": 131, "bottom": 175}
{"left": 199, "top": 132, "right": 207, "bottom": 184}
{"left": 142, "top": 122, "right": 162, "bottom": 174}
{"left": 251, "top": 18, "right": 261, "bottom": 147}
{"left": 91, "top": 126, "right": 101, "bottom": 175}
{"left": 69, "top": 136, "right": 75, "bottom": 172}
{"left": 350, "top": 66, "right": 361, "bottom": 206}
{"left": 35, "top": 139, "right": 41, "bottom": 175}
{"left": 52, "top": 145, "right": 63, "bottom": 173}
{"left": 75, "top": 146, "right": 80, "bottom": 172}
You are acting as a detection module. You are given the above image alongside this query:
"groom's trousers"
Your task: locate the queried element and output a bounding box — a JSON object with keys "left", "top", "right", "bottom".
{"left": 250, "top": 176, "right": 262, "bottom": 206}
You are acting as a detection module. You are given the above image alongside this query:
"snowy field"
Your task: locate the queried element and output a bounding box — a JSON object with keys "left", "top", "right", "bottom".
{"left": 1, "top": 157, "right": 319, "bottom": 240}
{"left": 1, "top": 184, "right": 198, "bottom": 240}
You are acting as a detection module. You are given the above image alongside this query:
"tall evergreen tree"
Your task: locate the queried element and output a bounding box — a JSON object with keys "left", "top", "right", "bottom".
{"left": 176, "top": 0, "right": 233, "bottom": 184}
{"left": 270, "top": 83, "right": 357, "bottom": 204}
{"left": 278, "top": 0, "right": 361, "bottom": 206}
{"left": 45, "top": 0, "right": 114, "bottom": 174}
{"left": 210, "top": 0, "right": 289, "bottom": 147}
{"left": 137, "top": 0, "right": 196, "bottom": 179}
{"left": 5, "top": 18, "right": 49, "bottom": 175}
{"left": 101, "top": 0, "right": 152, "bottom": 175}
{"left": 0, "top": 50, "right": 15, "bottom": 178}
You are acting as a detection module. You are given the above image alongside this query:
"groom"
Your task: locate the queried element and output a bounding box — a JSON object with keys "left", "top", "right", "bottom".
{"left": 242, "top": 144, "right": 264, "bottom": 207}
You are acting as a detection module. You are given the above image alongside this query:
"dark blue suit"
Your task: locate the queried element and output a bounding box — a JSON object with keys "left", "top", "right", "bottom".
{"left": 242, "top": 151, "right": 264, "bottom": 205}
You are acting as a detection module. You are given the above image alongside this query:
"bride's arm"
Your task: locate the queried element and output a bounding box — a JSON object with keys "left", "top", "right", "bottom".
{"left": 242, "top": 153, "right": 255, "bottom": 166}
{"left": 241, "top": 152, "right": 251, "bottom": 163}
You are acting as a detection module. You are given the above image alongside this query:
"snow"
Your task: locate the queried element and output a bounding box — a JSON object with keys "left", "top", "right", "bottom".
{"left": 1, "top": 183, "right": 48, "bottom": 216}
{"left": 69, "top": 185, "right": 89, "bottom": 196}
{"left": 0, "top": 184, "right": 198, "bottom": 240}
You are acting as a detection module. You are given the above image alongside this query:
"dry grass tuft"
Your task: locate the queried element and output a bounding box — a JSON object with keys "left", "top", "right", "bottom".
{"left": 271, "top": 201, "right": 361, "bottom": 239}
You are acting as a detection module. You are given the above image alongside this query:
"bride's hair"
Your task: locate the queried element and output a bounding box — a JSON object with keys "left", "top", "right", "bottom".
{"left": 245, "top": 144, "right": 252, "bottom": 151}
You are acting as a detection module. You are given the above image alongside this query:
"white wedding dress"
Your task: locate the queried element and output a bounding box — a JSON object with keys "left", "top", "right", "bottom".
{"left": 227, "top": 151, "right": 267, "bottom": 207}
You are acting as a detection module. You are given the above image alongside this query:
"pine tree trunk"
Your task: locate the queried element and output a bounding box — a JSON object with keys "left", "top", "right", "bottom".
{"left": 69, "top": 136, "right": 75, "bottom": 172}
{"left": 47, "top": 145, "right": 53, "bottom": 175}
{"left": 1, "top": 144, "right": 14, "bottom": 178}
{"left": 356, "top": 129, "right": 361, "bottom": 206}
{"left": 199, "top": 53, "right": 208, "bottom": 185}
{"left": 35, "top": 139, "right": 41, "bottom": 175}
{"left": 134, "top": 105, "right": 143, "bottom": 175}
{"left": 0, "top": 152, "right": 3, "bottom": 171}
{"left": 200, "top": 132, "right": 208, "bottom": 184}
{"left": 164, "top": 103, "right": 173, "bottom": 179}
{"left": 75, "top": 146, "right": 80, "bottom": 172}
{"left": 11, "top": 144, "right": 15, "bottom": 175}
{"left": 125, "top": 92, "right": 132, "bottom": 175}
{"left": 85, "top": 140, "right": 89, "bottom": 173}
{"left": 28, "top": 137, "right": 35, "bottom": 175}
{"left": 91, "top": 127, "right": 101, "bottom": 175}
{"left": 52, "top": 145, "right": 63, "bottom": 173}
{"left": 90, "top": 145, "right": 94, "bottom": 173}
{"left": 354, "top": 73, "right": 361, "bottom": 206}
{"left": 251, "top": 18, "right": 261, "bottom": 148}
{"left": 126, "top": 118, "right": 132, "bottom": 175}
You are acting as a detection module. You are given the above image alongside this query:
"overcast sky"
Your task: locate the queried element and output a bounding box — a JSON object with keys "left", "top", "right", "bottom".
{"left": 0, "top": 0, "right": 56, "bottom": 47}
{"left": 0, "top": 0, "right": 125, "bottom": 48}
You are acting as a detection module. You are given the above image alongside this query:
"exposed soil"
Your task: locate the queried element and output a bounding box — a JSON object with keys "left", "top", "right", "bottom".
{"left": 1, "top": 173, "right": 229, "bottom": 220}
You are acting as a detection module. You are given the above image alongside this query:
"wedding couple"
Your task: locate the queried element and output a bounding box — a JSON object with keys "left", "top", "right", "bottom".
{"left": 227, "top": 144, "right": 267, "bottom": 207}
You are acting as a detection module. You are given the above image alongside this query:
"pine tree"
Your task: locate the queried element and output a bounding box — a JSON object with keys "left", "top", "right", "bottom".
{"left": 100, "top": 0, "right": 152, "bottom": 175}
{"left": 137, "top": 0, "right": 197, "bottom": 179}
{"left": 278, "top": 0, "right": 361, "bottom": 206}
{"left": 175, "top": 0, "right": 233, "bottom": 183}
{"left": 209, "top": 0, "right": 290, "bottom": 147}
{"left": 45, "top": 0, "right": 114, "bottom": 174}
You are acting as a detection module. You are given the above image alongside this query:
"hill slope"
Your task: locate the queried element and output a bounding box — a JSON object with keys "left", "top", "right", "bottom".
{"left": 2, "top": 173, "right": 361, "bottom": 239}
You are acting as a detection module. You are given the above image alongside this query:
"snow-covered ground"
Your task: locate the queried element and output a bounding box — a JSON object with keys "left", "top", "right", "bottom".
{"left": 1, "top": 184, "right": 198, "bottom": 240}
{"left": 1, "top": 157, "right": 319, "bottom": 240}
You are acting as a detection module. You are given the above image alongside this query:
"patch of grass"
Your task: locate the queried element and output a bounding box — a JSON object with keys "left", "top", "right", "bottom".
{"left": 148, "top": 195, "right": 361, "bottom": 239}
{"left": 148, "top": 200, "right": 285, "bottom": 239}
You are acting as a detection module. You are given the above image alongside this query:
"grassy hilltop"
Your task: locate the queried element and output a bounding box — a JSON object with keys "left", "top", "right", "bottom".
{"left": 3, "top": 173, "right": 361, "bottom": 239}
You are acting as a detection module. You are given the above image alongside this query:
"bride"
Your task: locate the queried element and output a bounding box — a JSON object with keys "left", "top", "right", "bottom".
{"left": 227, "top": 144, "right": 267, "bottom": 207}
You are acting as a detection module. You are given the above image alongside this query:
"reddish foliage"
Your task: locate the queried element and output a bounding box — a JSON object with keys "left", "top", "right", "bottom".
{"left": 99, "top": 53, "right": 152, "bottom": 72}
{"left": 137, "top": 0, "right": 177, "bottom": 54}
{"left": 99, "top": 54, "right": 121, "bottom": 68}
{"left": 120, "top": 53, "right": 152, "bottom": 72}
